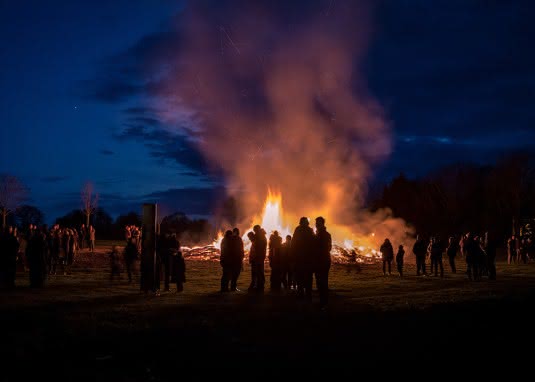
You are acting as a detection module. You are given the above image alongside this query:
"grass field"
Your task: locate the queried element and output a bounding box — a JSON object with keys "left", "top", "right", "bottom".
{"left": 2, "top": 244, "right": 535, "bottom": 380}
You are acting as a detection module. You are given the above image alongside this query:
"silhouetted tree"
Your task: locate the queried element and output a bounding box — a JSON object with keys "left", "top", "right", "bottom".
{"left": 159, "top": 212, "right": 214, "bottom": 246}
{"left": 160, "top": 212, "right": 192, "bottom": 235}
{"left": 115, "top": 211, "right": 142, "bottom": 228}
{"left": 15, "top": 205, "right": 45, "bottom": 228}
{"left": 372, "top": 154, "right": 535, "bottom": 243}
{"left": 81, "top": 181, "right": 98, "bottom": 228}
{"left": 56, "top": 209, "right": 85, "bottom": 228}
{"left": 0, "top": 175, "right": 28, "bottom": 228}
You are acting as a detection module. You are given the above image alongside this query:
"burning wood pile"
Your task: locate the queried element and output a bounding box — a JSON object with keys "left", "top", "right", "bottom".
{"left": 181, "top": 243, "right": 381, "bottom": 264}
{"left": 180, "top": 191, "right": 382, "bottom": 264}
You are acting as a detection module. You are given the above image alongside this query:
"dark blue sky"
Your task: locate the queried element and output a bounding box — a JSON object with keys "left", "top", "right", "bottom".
{"left": 1, "top": 0, "right": 534, "bottom": 223}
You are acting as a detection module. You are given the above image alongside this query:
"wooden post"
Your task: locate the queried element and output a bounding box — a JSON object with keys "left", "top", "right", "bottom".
{"left": 141, "top": 203, "right": 157, "bottom": 293}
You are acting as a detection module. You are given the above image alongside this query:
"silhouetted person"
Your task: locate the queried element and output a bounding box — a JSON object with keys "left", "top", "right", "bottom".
{"left": 251, "top": 225, "right": 267, "bottom": 292}
{"left": 281, "top": 235, "right": 294, "bottom": 289}
{"left": 380, "top": 238, "right": 394, "bottom": 275}
{"left": 507, "top": 235, "right": 518, "bottom": 264}
{"left": 229, "top": 228, "right": 244, "bottom": 291}
{"left": 396, "top": 244, "right": 405, "bottom": 277}
{"left": 26, "top": 227, "right": 48, "bottom": 288}
{"left": 124, "top": 238, "right": 138, "bottom": 283}
{"left": 0, "top": 227, "right": 19, "bottom": 289}
{"left": 65, "top": 229, "right": 75, "bottom": 275}
{"left": 314, "top": 216, "right": 332, "bottom": 308}
{"left": 429, "top": 237, "right": 444, "bottom": 277}
{"left": 291, "top": 217, "right": 316, "bottom": 300}
{"left": 268, "top": 230, "right": 284, "bottom": 291}
{"left": 412, "top": 235, "right": 427, "bottom": 276}
{"left": 247, "top": 231, "right": 257, "bottom": 291}
{"left": 464, "top": 233, "right": 479, "bottom": 281}
{"left": 89, "top": 225, "right": 95, "bottom": 253}
{"left": 476, "top": 235, "right": 488, "bottom": 278}
{"left": 171, "top": 248, "right": 186, "bottom": 293}
{"left": 446, "top": 236, "right": 458, "bottom": 273}
{"left": 109, "top": 245, "right": 121, "bottom": 281}
{"left": 79, "top": 224, "right": 86, "bottom": 250}
{"left": 220, "top": 230, "right": 234, "bottom": 292}
{"left": 157, "top": 232, "right": 171, "bottom": 292}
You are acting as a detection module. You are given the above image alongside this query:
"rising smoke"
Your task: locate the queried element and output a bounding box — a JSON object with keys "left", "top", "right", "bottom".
{"left": 156, "top": 0, "right": 412, "bottom": 247}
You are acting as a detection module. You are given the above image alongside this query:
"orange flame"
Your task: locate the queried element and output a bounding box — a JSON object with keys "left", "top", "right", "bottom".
{"left": 210, "top": 189, "right": 381, "bottom": 261}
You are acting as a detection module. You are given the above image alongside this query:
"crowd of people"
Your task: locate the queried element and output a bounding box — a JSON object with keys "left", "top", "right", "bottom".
{"left": 2, "top": 220, "right": 534, "bottom": 308}
{"left": 218, "top": 216, "right": 332, "bottom": 307}
{"left": 378, "top": 231, "right": 516, "bottom": 281}
{"left": 0, "top": 223, "right": 97, "bottom": 288}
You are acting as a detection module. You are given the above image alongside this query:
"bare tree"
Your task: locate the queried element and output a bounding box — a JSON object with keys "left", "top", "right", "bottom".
{"left": 0, "top": 174, "right": 28, "bottom": 228}
{"left": 81, "top": 181, "right": 99, "bottom": 228}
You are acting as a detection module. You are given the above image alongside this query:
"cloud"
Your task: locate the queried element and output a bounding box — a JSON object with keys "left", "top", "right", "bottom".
{"left": 114, "top": 123, "right": 210, "bottom": 174}
{"left": 99, "top": 149, "right": 115, "bottom": 155}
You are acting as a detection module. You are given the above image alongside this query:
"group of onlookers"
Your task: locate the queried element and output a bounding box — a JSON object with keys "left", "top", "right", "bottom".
{"left": 218, "top": 216, "right": 332, "bottom": 307}
{"left": 378, "top": 231, "right": 534, "bottom": 281}
{"left": 0, "top": 223, "right": 96, "bottom": 288}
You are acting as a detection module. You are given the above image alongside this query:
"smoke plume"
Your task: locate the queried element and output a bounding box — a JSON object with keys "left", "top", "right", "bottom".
{"left": 155, "top": 0, "right": 412, "bottom": 246}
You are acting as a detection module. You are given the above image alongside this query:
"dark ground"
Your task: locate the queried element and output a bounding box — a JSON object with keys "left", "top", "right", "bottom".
{"left": 2, "top": 246, "right": 535, "bottom": 380}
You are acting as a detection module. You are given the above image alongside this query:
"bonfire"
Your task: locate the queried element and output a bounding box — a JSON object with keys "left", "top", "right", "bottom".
{"left": 181, "top": 191, "right": 382, "bottom": 264}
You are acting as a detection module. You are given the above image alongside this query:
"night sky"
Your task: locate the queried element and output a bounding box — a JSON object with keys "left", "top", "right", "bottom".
{"left": 1, "top": 0, "right": 534, "bottom": 223}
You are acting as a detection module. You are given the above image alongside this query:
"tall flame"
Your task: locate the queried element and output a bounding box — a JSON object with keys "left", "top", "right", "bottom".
{"left": 256, "top": 190, "right": 292, "bottom": 239}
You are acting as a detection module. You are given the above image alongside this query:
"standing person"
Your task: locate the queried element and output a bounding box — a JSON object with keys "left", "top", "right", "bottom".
{"left": 26, "top": 226, "right": 48, "bottom": 288}
{"left": 430, "top": 237, "right": 444, "bottom": 278}
{"left": 380, "top": 238, "right": 394, "bottom": 276}
{"left": 124, "top": 238, "right": 138, "bottom": 283}
{"left": 268, "top": 230, "right": 284, "bottom": 291}
{"left": 171, "top": 246, "right": 186, "bottom": 293}
{"left": 230, "top": 228, "right": 244, "bottom": 291}
{"left": 0, "top": 227, "right": 19, "bottom": 289}
{"left": 396, "top": 244, "right": 405, "bottom": 277}
{"left": 464, "top": 233, "right": 479, "bottom": 281}
{"left": 157, "top": 231, "right": 176, "bottom": 292}
{"left": 65, "top": 229, "right": 76, "bottom": 275}
{"left": 89, "top": 225, "right": 95, "bottom": 253}
{"left": 412, "top": 235, "right": 428, "bottom": 276}
{"left": 314, "top": 217, "right": 332, "bottom": 308}
{"left": 281, "top": 235, "right": 293, "bottom": 289}
{"left": 79, "top": 224, "right": 86, "bottom": 250}
{"left": 219, "top": 230, "right": 234, "bottom": 292}
{"left": 109, "top": 245, "right": 121, "bottom": 281}
{"left": 252, "top": 225, "right": 267, "bottom": 292}
{"left": 247, "top": 231, "right": 257, "bottom": 292}
{"left": 291, "top": 217, "right": 316, "bottom": 300}
{"left": 507, "top": 234, "right": 519, "bottom": 265}
{"left": 446, "top": 236, "right": 458, "bottom": 273}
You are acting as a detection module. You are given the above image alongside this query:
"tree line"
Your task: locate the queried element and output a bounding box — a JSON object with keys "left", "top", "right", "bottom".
{"left": 370, "top": 153, "right": 535, "bottom": 242}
